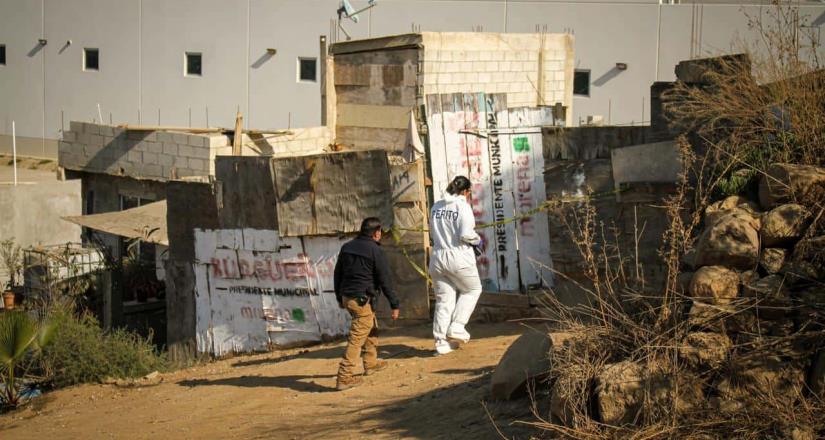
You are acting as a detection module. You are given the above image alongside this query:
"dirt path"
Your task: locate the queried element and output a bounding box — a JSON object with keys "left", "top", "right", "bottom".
{"left": 0, "top": 322, "right": 537, "bottom": 439}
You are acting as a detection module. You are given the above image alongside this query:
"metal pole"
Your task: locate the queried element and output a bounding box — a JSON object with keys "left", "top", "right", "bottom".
{"left": 12, "top": 121, "right": 18, "bottom": 186}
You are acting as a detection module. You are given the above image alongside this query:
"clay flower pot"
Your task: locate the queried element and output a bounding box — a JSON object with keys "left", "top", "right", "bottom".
{"left": 3, "top": 290, "right": 15, "bottom": 310}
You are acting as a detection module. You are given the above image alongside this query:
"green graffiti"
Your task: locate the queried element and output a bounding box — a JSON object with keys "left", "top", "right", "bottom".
{"left": 291, "top": 308, "right": 306, "bottom": 323}
{"left": 513, "top": 136, "right": 530, "bottom": 152}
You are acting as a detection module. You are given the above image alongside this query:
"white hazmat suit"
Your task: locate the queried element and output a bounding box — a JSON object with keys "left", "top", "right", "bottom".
{"left": 429, "top": 192, "right": 483, "bottom": 354}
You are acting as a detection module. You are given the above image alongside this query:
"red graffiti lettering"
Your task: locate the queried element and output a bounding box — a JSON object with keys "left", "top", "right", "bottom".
{"left": 210, "top": 258, "right": 223, "bottom": 277}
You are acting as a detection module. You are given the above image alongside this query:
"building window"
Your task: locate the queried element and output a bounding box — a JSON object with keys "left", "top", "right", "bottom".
{"left": 298, "top": 57, "right": 317, "bottom": 82}
{"left": 0, "top": 45, "right": 6, "bottom": 65}
{"left": 185, "top": 52, "right": 202, "bottom": 76}
{"left": 574, "top": 70, "right": 590, "bottom": 96}
{"left": 84, "top": 48, "right": 99, "bottom": 71}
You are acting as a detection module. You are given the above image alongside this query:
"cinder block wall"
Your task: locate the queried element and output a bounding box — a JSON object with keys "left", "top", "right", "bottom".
{"left": 59, "top": 123, "right": 332, "bottom": 180}
{"left": 420, "top": 32, "right": 574, "bottom": 124}
{"left": 59, "top": 122, "right": 225, "bottom": 180}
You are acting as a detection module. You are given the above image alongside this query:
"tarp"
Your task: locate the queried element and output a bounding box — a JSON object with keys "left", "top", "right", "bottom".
{"left": 62, "top": 200, "right": 168, "bottom": 246}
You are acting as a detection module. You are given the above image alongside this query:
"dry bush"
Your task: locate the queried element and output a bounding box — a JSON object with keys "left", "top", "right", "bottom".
{"left": 663, "top": 0, "right": 824, "bottom": 203}
{"left": 518, "top": 3, "right": 825, "bottom": 437}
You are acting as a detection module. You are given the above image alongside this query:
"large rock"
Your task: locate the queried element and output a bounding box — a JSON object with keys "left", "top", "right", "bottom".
{"left": 688, "top": 301, "right": 759, "bottom": 334}
{"left": 690, "top": 266, "right": 740, "bottom": 305}
{"left": 594, "top": 361, "right": 702, "bottom": 425}
{"left": 742, "top": 274, "right": 791, "bottom": 320}
{"left": 490, "top": 329, "right": 552, "bottom": 400}
{"left": 694, "top": 210, "right": 760, "bottom": 269}
{"left": 760, "top": 248, "right": 788, "bottom": 274}
{"left": 761, "top": 204, "right": 811, "bottom": 247}
{"left": 716, "top": 356, "right": 805, "bottom": 410}
{"left": 679, "top": 332, "right": 732, "bottom": 370}
{"left": 704, "top": 195, "right": 760, "bottom": 226}
{"left": 758, "top": 163, "right": 825, "bottom": 209}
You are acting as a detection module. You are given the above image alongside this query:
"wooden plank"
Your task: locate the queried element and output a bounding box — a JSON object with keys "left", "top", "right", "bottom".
{"left": 462, "top": 92, "right": 499, "bottom": 292}
{"left": 329, "top": 33, "right": 422, "bottom": 55}
{"left": 334, "top": 85, "right": 418, "bottom": 106}
{"left": 232, "top": 111, "right": 244, "bottom": 156}
{"left": 425, "top": 94, "right": 449, "bottom": 200}
{"left": 117, "top": 124, "right": 222, "bottom": 133}
{"left": 487, "top": 93, "right": 521, "bottom": 292}
{"left": 335, "top": 126, "right": 407, "bottom": 151}
{"left": 337, "top": 103, "right": 411, "bottom": 129}
{"left": 507, "top": 107, "right": 550, "bottom": 288}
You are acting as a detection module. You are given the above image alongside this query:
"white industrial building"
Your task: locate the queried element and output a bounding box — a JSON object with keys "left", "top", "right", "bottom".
{"left": 1, "top": 0, "right": 824, "bottom": 159}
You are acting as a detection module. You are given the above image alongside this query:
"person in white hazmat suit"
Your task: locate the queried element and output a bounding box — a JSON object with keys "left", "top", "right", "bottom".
{"left": 429, "top": 176, "right": 483, "bottom": 355}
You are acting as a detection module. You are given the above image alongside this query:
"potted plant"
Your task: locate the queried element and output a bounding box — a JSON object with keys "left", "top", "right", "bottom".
{"left": 0, "top": 240, "right": 23, "bottom": 310}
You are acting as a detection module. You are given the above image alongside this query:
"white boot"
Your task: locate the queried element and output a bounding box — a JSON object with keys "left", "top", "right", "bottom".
{"left": 435, "top": 338, "right": 454, "bottom": 355}
{"left": 447, "top": 323, "right": 471, "bottom": 343}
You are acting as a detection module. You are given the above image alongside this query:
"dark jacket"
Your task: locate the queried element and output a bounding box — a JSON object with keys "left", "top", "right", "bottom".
{"left": 334, "top": 235, "right": 400, "bottom": 310}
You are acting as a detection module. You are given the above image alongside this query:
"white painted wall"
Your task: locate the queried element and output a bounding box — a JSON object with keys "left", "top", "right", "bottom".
{"left": 1, "top": 0, "right": 824, "bottom": 150}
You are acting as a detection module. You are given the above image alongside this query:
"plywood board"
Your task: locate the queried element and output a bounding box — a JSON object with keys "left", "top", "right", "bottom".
{"left": 194, "top": 229, "right": 352, "bottom": 355}
{"left": 460, "top": 93, "right": 499, "bottom": 291}
{"left": 425, "top": 94, "right": 449, "bottom": 200}
{"left": 485, "top": 93, "right": 521, "bottom": 291}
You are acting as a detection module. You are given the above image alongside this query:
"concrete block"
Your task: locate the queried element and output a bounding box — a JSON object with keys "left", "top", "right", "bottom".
{"left": 61, "top": 131, "right": 77, "bottom": 142}
{"left": 479, "top": 51, "right": 493, "bottom": 62}
{"left": 158, "top": 154, "right": 175, "bottom": 167}
{"left": 127, "top": 130, "right": 146, "bottom": 141}
{"left": 76, "top": 132, "right": 91, "bottom": 145}
{"left": 478, "top": 73, "right": 492, "bottom": 83}
{"left": 466, "top": 51, "right": 479, "bottom": 61}
{"left": 89, "top": 134, "right": 103, "bottom": 146}
{"left": 208, "top": 135, "right": 228, "bottom": 148}
{"left": 172, "top": 132, "right": 189, "bottom": 144}
{"left": 70, "top": 121, "right": 84, "bottom": 133}
{"left": 83, "top": 123, "right": 100, "bottom": 135}
{"left": 102, "top": 136, "right": 115, "bottom": 147}
{"left": 128, "top": 151, "right": 142, "bottom": 162}
{"left": 177, "top": 145, "right": 196, "bottom": 157}
{"left": 440, "top": 51, "right": 452, "bottom": 62}
{"left": 143, "top": 164, "right": 163, "bottom": 177}
{"left": 100, "top": 125, "right": 115, "bottom": 137}
{"left": 188, "top": 158, "right": 207, "bottom": 171}
{"left": 162, "top": 142, "right": 178, "bottom": 156}
{"left": 188, "top": 135, "right": 207, "bottom": 148}
{"left": 144, "top": 141, "right": 162, "bottom": 154}
{"left": 58, "top": 141, "right": 72, "bottom": 153}
{"left": 157, "top": 132, "right": 174, "bottom": 143}
{"left": 143, "top": 152, "right": 159, "bottom": 165}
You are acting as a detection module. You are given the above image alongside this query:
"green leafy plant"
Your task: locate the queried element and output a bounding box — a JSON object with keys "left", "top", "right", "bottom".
{"left": 0, "top": 311, "right": 54, "bottom": 408}
{"left": 0, "top": 239, "right": 23, "bottom": 289}
{"left": 39, "top": 309, "right": 166, "bottom": 388}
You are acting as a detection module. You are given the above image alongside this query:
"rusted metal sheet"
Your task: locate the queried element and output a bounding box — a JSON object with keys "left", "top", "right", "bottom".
{"left": 272, "top": 150, "right": 393, "bottom": 237}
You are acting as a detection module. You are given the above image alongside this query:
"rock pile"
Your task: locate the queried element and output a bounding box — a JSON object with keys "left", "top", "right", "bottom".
{"left": 492, "top": 163, "right": 825, "bottom": 435}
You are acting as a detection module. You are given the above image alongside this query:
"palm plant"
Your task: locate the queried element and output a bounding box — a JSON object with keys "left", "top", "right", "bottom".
{"left": 0, "top": 311, "right": 54, "bottom": 408}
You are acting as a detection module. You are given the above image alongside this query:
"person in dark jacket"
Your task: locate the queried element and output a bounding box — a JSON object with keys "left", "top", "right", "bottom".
{"left": 334, "top": 217, "right": 400, "bottom": 390}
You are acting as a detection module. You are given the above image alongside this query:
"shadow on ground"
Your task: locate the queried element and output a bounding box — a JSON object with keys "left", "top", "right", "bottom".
{"left": 232, "top": 343, "right": 434, "bottom": 368}
{"left": 179, "top": 373, "right": 338, "bottom": 393}
{"left": 247, "top": 370, "right": 544, "bottom": 440}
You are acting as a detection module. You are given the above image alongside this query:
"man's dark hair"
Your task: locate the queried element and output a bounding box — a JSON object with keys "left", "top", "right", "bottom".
{"left": 360, "top": 217, "right": 382, "bottom": 236}
{"left": 446, "top": 175, "right": 472, "bottom": 195}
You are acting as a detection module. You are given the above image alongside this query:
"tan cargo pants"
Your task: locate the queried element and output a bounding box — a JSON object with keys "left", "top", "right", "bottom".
{"left": 337, "top": 297, "right": 379, "bottom": 379}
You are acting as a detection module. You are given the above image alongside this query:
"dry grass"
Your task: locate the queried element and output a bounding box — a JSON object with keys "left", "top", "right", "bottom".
{"left": 518, "top": 2, "right": 825, "bottom": 438}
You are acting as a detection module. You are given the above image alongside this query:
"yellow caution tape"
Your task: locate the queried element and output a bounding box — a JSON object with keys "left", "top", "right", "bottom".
{"left": 389, "top": 188, "right": 626, "bottom": 283}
